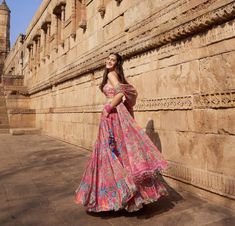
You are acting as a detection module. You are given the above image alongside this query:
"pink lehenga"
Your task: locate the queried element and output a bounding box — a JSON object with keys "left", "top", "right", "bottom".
{"left": 74, "top": 83, "right": 168, "bottom": 212}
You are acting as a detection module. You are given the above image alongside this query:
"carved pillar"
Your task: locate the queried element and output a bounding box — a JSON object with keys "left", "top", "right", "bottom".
{"left": 60, "top": 5, "right": 65, "bottom": 45}
{"left": 53, "top": 13, "right": 58, "bottom": 51}
{"left": 37, "top": 36, "right": 41, "bottom": 64}
{"left": 71, "top": 0, "right": 76, "bottom": 38}
{"left": 47, "top": 23, "right": 51, "bottom": 57}
{"left": 115, "top": 0, "right": 122, "bottom": 5}
{"left": 27, "top": 43, "right": 33, "bottom": 71}
{"left": 79, "top": 0, "right": 87, "bottom": 30}
{"left": 32, "top": 40, "right": 36, "bottom": 68}
{"left": 98, "top": 0, "right": 105, "bottom": 18}
{"left": 53, "top": 2, "right": 66, "bottom": 48}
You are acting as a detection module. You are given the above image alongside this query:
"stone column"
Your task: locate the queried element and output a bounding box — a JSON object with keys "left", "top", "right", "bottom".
{"left": 51, "top": 13, "right": 58, "bottom": 51}
{"left": 46, "top": 23, "right": 51, "bottom": 57}
{"left": 79, "top": 0, "right": 87, "bottom": 30}
{"left": 98, "top": 0, "right": 105, "bottom": 18}
{"left": 71, "top": 0, "right": 76, "bottom": 38}
{"left": 60, "top": 5, "right": 65, "bottom": 45}
{"left": 37, "top": 36, "right": 41, "bottom": 65}
{"left": 33, "top": 40, "right": 36, "bottom": 69}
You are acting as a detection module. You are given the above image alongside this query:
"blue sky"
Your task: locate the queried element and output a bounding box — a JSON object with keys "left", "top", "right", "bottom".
{"left": 4, "top": 0, "right": 42, "bottom": 47}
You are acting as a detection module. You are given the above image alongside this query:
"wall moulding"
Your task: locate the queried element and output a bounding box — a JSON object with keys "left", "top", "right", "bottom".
{"left": 33, "top": 90, "right": 235, "bottom": 114}
{"left": 193, "top": 91, "right": 235, "bottom": 109}
{"left": 28, "top": 1, "right": 235, "bottom": 95}
{"left": 163, "top": 161, "right": 235, "bottom": 200}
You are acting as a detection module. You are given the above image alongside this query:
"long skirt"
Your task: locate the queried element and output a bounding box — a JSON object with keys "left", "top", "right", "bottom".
{"left": 74, "top": 102, "right": 168, "bottom": 212}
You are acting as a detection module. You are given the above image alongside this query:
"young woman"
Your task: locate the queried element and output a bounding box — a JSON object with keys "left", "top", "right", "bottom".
{"left": 75, "top": 53, "right": 168, "bottom": 212}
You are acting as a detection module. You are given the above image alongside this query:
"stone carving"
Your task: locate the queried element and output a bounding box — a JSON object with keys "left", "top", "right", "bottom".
{"left": 194, "top": 91, "right": 235, "bottom": 109}
{"left": 33, "top": 91, "right": 234, "bottom": 113}
{"left": 98, "top": 4, "right": 105, "bottom": 18}
{"left": 27, "top": 1, "right": 235, "bottom": 94}
{"left": 115, "top": 0, "right": 122, "bottom": 6}
{"left": 135, "top": 96, "right": 193, "bottom": 111}
{"left": 164, "top": 161, "right": 235, "bottom": 199}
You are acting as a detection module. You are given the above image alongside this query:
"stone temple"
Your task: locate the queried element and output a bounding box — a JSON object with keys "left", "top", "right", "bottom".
{"left": 0, "top": 0, "right": 234, "bottom": 212}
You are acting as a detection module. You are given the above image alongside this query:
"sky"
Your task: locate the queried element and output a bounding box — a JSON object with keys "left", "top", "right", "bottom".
{"left": 4, "top": 0, "right": 43, "bottom": 47}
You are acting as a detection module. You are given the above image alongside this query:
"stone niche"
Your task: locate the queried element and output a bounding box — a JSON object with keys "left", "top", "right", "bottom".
{"left": 2, "top": 0, "right": 235, "bottom": 209}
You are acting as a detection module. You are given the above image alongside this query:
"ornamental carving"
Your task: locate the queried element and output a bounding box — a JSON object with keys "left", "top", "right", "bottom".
{"left": 28, "top": 1, "right": 235, "bottom": 94}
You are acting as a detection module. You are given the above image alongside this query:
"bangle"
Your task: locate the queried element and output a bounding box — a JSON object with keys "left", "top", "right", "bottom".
{"left": 104, "top": 104, "right": 113, "bottom": 114}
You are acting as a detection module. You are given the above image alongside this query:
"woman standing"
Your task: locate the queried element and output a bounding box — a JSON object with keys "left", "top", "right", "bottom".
{"left": 75, "top": 53, "right": 168, "bottom": 212}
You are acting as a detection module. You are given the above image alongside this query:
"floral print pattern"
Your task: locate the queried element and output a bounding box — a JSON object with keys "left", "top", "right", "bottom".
{"left": 74, "top": 84, "right": 168, "bottom": 212}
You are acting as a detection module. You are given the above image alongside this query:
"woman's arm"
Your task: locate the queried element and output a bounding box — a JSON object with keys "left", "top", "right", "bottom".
{"left": 108, "top": 71, "right": 124, "bottom": 108}
{"left": 103, "top": 71, "right": 124, "bottom": 117}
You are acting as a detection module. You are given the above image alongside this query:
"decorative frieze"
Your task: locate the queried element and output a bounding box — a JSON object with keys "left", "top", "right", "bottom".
{"left": 135, "top": 96, "right": 193, "bottom": 111}
{"left": 193, "top": 91, "right": 235, "bottom": 109}
{"left": 28, "top": 1, "right": 235, "bottom": 94}
{"left": 34, "top": 90, "right": 235, "bottom": 114}
{"left": 163, "top": 161, "right": 235, "bottom": 199}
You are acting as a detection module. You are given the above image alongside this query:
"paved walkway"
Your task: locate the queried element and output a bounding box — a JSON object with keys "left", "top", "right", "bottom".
{"left": 0, "top": 134, "right": 234, "bottom": 226}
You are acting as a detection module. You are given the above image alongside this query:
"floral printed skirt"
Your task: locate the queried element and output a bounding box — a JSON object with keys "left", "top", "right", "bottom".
{"left": 74, "top": 102, "right": 168, "bottom": 212}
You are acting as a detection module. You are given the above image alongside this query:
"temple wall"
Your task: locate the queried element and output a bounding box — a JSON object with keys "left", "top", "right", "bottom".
{"left": 2, "top": 0, "right": 235, "bottom": 208}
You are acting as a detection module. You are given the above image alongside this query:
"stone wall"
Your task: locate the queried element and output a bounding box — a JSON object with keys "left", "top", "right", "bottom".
{"left": 2, "top": 0, "right": 235, "bottom": 208}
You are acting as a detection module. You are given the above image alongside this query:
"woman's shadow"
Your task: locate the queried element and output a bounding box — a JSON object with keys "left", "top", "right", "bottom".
{"left": 87, "top": 119, "right": 183, "bottom": 220}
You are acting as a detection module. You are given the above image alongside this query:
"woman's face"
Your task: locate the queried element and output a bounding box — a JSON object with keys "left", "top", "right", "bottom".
{"left": 105, "top": 54, "right": 117, "bottom": 70}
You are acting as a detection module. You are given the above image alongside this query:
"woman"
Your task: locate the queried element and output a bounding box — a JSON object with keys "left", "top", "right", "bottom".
{"left": 74, "top": 53, "right": 168, "bottom": 212}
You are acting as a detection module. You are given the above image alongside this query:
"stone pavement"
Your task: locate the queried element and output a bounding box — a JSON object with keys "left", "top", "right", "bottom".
{"left": 0, "top": 134, "right": 234, "bottom": 226}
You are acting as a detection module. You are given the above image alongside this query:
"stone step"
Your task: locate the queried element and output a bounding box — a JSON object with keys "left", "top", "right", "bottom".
{"left": 0, "top": 129, "right": 9, "bottom": 134}
{"left": 0, "top": 124, "right": 10, "bottom": 129}
{"left": 10, "top": 128, "right": 40, "bottom": 135}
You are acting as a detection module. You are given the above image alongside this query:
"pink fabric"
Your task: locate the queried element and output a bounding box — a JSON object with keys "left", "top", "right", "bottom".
{"left": 74, "top": 83, "right": 168, "bottom": 212}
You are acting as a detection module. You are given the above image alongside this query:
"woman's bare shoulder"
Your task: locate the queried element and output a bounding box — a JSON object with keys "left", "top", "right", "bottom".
{"left": 107, "top": 71, "right": 118, "bottom": 79}
{"left": 107, "top": 71, "right": 121, "bottom": 86}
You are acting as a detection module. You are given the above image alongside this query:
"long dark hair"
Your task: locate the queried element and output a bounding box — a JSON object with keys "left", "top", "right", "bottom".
{"left": 99, "top": 52, "right": 128, "bottom": 92}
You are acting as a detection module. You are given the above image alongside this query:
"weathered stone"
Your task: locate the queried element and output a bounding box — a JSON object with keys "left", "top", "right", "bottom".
{"left": 0, "top": 0, "right": 235, "bottom": 212}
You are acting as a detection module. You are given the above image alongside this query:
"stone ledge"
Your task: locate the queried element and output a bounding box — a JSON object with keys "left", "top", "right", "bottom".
{"left": 34, "top": 90, "right": 235, "bottom": 114}
{"left": 8, "top": 109, "right": 36, "bottom": 114}
{"left": 10, "top": 128, "right": 40, "bottom": 135}
{"left": 163, "top": 161, "right": 235, "bottom": 200}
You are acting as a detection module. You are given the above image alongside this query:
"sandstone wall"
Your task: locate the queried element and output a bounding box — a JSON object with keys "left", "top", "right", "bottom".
{"left": 3, "top": 0, "right": 235, "bottom": 208}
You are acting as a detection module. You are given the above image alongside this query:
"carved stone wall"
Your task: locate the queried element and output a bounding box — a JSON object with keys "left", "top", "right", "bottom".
{"left": 2, "top": 0, "right": 235, "bottom": 208}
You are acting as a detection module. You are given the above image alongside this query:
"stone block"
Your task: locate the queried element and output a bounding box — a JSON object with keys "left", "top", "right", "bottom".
{"left": 159, "top": 131, "right": 208, "bottom": 170}
{"left": 124, "top": 0, "right": 152, "bottom": 30}
{"left": 217, "top": 109, "right": 235, "bottom": 135}
{"left": 187, "top": 109, "right": 218, "bottom": 134}
{"left": 199, "top": 51, "right": 235, "bottom": 93}
{"left": 160, "top": 110, "right": 189, "bottom": 131}
{"left": 206, "top": 134, "right": 235, "bottom": 177}
{"left": 156, "top": 61, "right": 200, "bottom": 97}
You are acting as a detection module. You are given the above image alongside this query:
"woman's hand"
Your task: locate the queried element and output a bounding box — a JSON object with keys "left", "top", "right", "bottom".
{"left": 103, "top": 108, "right": 109, "bottom": 117}
{"left": 103, "top": 104, "right": 113, "bottom": 117}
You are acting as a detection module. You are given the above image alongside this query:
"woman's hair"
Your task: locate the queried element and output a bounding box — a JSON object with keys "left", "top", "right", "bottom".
{"left": 99, "top": 52, "right": 128, "bottom": 92}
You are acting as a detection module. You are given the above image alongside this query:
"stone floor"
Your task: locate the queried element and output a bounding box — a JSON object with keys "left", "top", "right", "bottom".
{"left": 0, "top": 134, "right": 234, "bottom": 226}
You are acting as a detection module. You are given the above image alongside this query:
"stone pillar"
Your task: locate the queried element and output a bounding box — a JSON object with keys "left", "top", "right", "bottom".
{"left": 98, "top": 0, "right": 105, "bottom": 18}
{"left": 79, "top": 0, "right": 87, "bottom": 30}
{"left": 47, "top": 23, "right": 51, "bottom": 57}
{"left": 53, "top": 13, "right": 58, "bottom": 51}
{"left": 71, "top": 0, "right": 76, "bottom": 38}
{"left": 36, "top": 36, "right": 41, "bottom": 65}
{"left": 60, "top": 5, "right": 65, "bottom": 45}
